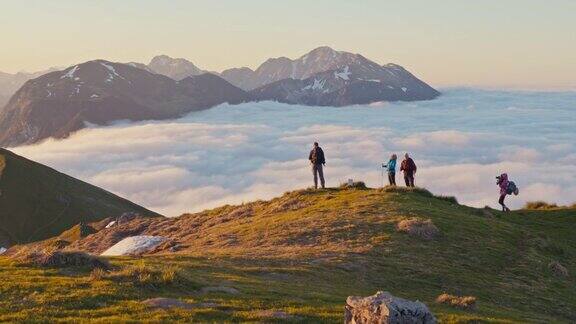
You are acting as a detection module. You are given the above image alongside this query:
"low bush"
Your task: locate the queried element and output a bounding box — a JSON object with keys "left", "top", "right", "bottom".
{"left": 107, "top": 262, "right": 186, "bottom": 288}
{"left": 436, "top": 293, "right": 477, "bottom": 310}
{"left": 396, "top": 218, "right": 439, "bottom": 240}
{"left": 17, "top": 251, "right": 110, "bottom": 270}
{"left": 339, "top": 181, "right": 368, "bottom": 189}
{"left": 524, "top": 201, "right": 559, "bottom": 210}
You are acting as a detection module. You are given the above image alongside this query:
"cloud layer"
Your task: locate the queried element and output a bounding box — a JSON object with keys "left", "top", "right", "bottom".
{"left": 13, "top": 88, "right": 576, "bottom": 216}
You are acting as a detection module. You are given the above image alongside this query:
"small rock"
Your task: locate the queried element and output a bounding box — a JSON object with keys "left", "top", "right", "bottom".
{"left": 549, "top": 261, "right": 569, "bottom": 278}
{"left": 345, "top": 291, "right": 436, "bottom": 324}
{"left": 200, "top": 286, "right": 240, "bottom": 295}
{"left": 143, "top": 297, "right": 193, "bottom": 310}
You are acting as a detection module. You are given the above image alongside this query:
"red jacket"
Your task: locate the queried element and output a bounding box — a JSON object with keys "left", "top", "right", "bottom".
{"left": 400, "top": 158, "right": 417, "bottom": 174}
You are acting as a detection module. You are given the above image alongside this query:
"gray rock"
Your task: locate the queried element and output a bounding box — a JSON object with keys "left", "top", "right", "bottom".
{"left": 200, "top": 286, "right": 240, "bottom": 295}
{"left": 143, "top": 297, "right": 193, "bottom": 310}
{"left": 345, "top": 291, "right": 436, "bottom": 324}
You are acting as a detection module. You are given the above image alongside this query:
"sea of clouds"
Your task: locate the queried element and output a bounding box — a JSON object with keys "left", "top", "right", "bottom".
{"left": 13, "top": 88, "right": 576, "bottom": 216}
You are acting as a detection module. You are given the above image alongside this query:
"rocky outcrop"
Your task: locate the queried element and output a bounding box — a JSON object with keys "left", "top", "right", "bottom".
{"left": 345, "top": 291, "right": 436, "bottom": 324}
{"left": 147, "top": 55, "right": 204, "bottom": 80}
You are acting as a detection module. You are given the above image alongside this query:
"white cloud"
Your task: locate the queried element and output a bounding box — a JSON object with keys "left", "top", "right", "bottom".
{"left": 12, "top": 89, "right": 576, "bottom": 215}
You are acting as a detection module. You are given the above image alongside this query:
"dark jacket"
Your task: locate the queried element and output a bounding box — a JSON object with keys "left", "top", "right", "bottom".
{"left": 400, "top": 158, "right": 417, "bottom": 174}
{"left": 309, "top": 147, "right": 325, "bottom": 165}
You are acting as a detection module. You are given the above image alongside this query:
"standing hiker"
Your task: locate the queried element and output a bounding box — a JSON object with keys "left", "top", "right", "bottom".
{"left": 308, "top": 142, "right": 326, "bottom": 189}
{"left": 385, "top": 154, "right": 398, "bottom": 186}
{"left": 496, "top": 173, "right": 518, "bottom": 212}
{"left": 400, "top": 153, "right": 417, "bottom": 187}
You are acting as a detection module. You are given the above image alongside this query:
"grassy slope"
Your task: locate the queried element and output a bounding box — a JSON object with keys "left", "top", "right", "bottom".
{"left": 0, "top": 187, "right": 574, "bottom": 323}
{"left": 0, "top": 148, "right": 159, "bottom": 245}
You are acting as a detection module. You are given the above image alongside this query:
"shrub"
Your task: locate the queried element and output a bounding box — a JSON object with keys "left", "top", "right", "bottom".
{"left": 339, "top": 181, "right": 367, "bottom": 189}
{"left": 17, "top": 251, "right": 110, "bottom": 270}
{"left": 109, "top": 262, "right": 184, "bottom": 288}
{"left": 90, "top": 267, "right": 108, "bottom": 281}
{"left": 396, "top": 218, "right": 439, "bottom": 240}
{"left": 524, "top": 201, "right": 559, "bottom": 210}
{"left": 436, "top": 293, "right": 477, "bottom": 310}
{"left": 434, "top": 195, "right": 458, "bottom": 204}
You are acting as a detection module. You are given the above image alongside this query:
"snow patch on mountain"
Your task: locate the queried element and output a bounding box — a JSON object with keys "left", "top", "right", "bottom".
{"left": 303, "top": 78, "right": 326, "bottom": 91}
{"left": 101, "top": 62, "right": 127, "bottom": 84}
{"left": 60, "top": 65, "right": 79, "bottom": 80}
{"left": 101, "top": 235, "right": 165, "bottom": 256}
{"left": 334, "top": 66, "right": 351, "bottom": 80}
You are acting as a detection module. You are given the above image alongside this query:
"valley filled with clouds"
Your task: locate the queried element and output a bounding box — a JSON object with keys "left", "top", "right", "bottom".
{"left": 14, "top": 89, "right": 576, "bottom": 216}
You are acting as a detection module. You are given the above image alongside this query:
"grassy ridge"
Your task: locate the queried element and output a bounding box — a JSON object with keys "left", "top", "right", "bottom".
{"left": 0, "top": 148, "right": 159, "bottom": 245}
{"left": 0, "top": 187, "right": 574, "bottom": 322}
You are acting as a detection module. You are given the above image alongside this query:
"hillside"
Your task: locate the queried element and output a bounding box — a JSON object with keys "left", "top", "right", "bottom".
{"left": 0, "top": 148, "right": 159, "bottom": 246}
{"left": 2, "top": 186, "right": 574, "bottom": 322}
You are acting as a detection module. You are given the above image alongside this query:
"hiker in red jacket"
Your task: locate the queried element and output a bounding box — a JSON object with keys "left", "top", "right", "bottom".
{"left": 400, "top": 153, "right": 417, "bottom": 187}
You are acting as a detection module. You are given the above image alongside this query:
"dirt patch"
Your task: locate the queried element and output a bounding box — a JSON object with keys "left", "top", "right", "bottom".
{"left": 200, "top": 286, "right": 240, "bottom": 295}
{"left": 255, "top": 310, "right": 293, "bottom": 319}
{"left": 396, "top": 218, "right": 439, "bottom": 240}
{"left": 143, "top": 298, "right": 194, "bottom": 310}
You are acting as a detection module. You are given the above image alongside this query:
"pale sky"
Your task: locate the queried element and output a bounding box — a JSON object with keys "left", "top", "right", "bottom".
{"left": 1, "top": 0, "right": 575, "bottom": 89}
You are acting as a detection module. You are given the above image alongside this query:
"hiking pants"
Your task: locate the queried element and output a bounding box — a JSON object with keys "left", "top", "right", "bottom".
{"left": 388, "top": 172, "right": 396, "bottom": 186}
{"left": 404, "top": 172, "right": 415, "bottom": 187}
{"left": 499, "top": 194, "right": 506, "bottom": 207}
{"left": 312, "top": 163, "right": 325, "bottom": 189}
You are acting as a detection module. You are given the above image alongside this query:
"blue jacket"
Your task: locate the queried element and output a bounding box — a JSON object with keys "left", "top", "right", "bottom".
{"left": 386, "top": 159, "right": 397, "bottom": 173}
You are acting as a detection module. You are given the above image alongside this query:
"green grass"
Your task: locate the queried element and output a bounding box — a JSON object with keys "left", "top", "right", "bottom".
{"left": 1, "top": 187, "right": 575, "bottom": 323}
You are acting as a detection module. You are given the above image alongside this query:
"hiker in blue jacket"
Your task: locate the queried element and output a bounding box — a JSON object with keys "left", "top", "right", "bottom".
{"left": 385, "top": 154, "right": 398, "bottom": 186}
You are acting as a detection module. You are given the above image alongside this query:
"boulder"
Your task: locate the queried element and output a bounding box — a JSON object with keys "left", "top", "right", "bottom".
{"left": 345, "top": 291, "right": 436, "bottom": 324}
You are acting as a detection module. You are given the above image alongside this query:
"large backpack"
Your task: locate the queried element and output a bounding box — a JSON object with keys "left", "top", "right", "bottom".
{"left": 507, "top": 181, "right": 519, "bottom": 196}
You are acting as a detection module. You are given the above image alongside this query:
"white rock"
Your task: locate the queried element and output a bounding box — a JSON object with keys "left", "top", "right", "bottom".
{"left": 101, "top": 235, "right": 165, "bottom": 256}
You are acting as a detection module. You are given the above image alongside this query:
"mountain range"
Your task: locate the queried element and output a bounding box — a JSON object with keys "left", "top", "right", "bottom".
{"left": 0, "top": 47, "right": 439, "bottom": 147}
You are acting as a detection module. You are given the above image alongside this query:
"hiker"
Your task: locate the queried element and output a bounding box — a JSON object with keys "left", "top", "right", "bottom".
{"left": 400, "top": 153, "right": 417, "bottom": 187}
{"left": 496, "top": 173, "right": 512, "bottom": 212}
{"left": 385, "top": 154, "right": 398, "bottom": 186}
{"left": 308, "top": 142, "right": 326, "bottom": 189}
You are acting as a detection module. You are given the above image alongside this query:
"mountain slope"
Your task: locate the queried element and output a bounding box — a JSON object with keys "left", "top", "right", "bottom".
{"left": 0, "top": 68, "right": 58, "bottom": 107}
{"left": 3, "top": 186, "right": 575, "bottom": 322}
{"left": 0, "top": 61, "right": 251, "bottom": 147}
{"left": 0, "top": 148, "right": 159, "bottom": 245}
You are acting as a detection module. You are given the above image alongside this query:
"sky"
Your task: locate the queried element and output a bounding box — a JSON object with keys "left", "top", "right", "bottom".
{"left": 13, "top": 89, "right": 576, "bottom": 216}
{"left": 1, "top": 0, "right": 575, "bottom": 89}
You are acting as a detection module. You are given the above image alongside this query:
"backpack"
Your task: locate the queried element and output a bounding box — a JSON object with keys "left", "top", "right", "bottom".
{"left": 507, "top": 181, "right": 519, "bottom": 196}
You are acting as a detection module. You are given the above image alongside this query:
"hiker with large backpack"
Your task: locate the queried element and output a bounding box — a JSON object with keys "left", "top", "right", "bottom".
{"left": 400, "top": 153, "right": 417, "bottom": 187}
{"left": 308, "top": 142, "right": 326, "bottom": 189}
{"left": 496, "top": 173, "right": 519, "bottom": 212}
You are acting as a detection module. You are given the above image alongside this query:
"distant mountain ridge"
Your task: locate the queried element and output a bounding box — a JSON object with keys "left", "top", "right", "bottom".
{"left": 0, "top": 68, "right": 59, "bottom": 107}
{"left": 0, "top": 47, "right": 439, "bottom": 146}
{"left": 0, "top": 60, "right": 251, "bottom": 147}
